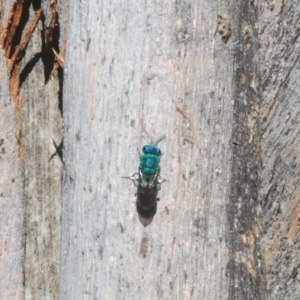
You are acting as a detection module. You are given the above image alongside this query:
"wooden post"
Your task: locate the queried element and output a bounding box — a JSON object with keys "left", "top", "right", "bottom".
{"left": 60, "top": 1, "right": 265, "bottom": 298}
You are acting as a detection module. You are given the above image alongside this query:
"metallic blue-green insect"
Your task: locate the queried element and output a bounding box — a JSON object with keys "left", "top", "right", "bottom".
{"left": 139, "top": 144, "right": 161, "bottom": 187}
{"left": 123, "top": 140, "right": 166, "bottom": 226}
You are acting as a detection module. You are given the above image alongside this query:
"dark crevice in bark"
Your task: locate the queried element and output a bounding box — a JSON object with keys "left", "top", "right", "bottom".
{"left": 227, "top": 1, "right": 266, "bottom": 299}
{"left": 31, "top": 0, "right": 41, "bottom": 11}
{"left": 57, "top": 62, "right": 64, "bottom": 116}
{"left": 52, "top": 11, "right": 64, "bottom": 116}
{"left": 9, "top": 0, "right": 30, "bottom": 57}
{"left": 2, "top": 0, "right": 64, "bottom": 118}
{"left": 19, "top": 52, "right": 42, "bottom": 87}
{"left": 41, "top": 1, "right": 64, "bottom": 117}
{"left": 3, "top": 0, "right": 31, "bottom": 58}
{"left": 40, "top": 8, "right": 60, "bottom": 84}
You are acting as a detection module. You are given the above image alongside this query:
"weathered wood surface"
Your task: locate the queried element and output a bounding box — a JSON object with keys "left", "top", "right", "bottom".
{"left": 0, "top": 47, "right": 24, "bottom": 300}
{"left": 60, "top": 1, "right": 264, "bottom": 299}
{"left": 1, "top": 0, "right": 299, "bottom": 299}
{"left": 259, "top": 1, "right": 300, "bottom": 299}
{"left": 0, "top": 1, "right": 65, "bottom": 299}
{"left": 0, "top": 2, "right": 25, "bottom": 299}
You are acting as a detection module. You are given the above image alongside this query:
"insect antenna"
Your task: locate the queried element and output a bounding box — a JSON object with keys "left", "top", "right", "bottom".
{"left": 154, "top": 135, "right": 166, "bottom": 146}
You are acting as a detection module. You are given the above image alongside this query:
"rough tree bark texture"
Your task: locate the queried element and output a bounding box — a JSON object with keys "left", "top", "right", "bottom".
{"left": 0, "top": 1, "right": 67, "bottom": 299}
{"left": 259, "top": 1, "right": 300, "bottom": 299}
{"left": 60, "top": 1, "right": 264, "bottom": 299}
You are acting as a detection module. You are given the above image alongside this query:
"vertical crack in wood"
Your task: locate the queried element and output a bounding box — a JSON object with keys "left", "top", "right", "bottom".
{"left": 42, "top": 0, "right": 59, "bottom": 82}
{"left": 227, "top": 1, "right": 266, "bottom": 299}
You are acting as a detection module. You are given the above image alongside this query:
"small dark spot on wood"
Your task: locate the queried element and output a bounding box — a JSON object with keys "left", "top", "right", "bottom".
{"left": 1, "top": 147, "right": 6, "bottom": 154}
{"left": 277, "top": 204, "right": 282, "bottom": 214}
{"left": 118, "top": 223, "right": 124, "bottom": 233}
{"left": 86, "top": 37, "right": 91, "bottom": 51}
{"left": 76, "top": 132, "right": 81, "bottom": 141}
{"left": 193, "top": 218, "right": 201, "bottom": 229}
{"left": 169, "top": 281, "right": 173, "bottom": 290}
{"left": 108, "top": 183, "right": 112, "bottom": 191}
{"left": 184, "top": 272, "right": 188, "bottom": 281}
{"left": 82, "top": 251, "right": 85, "bottom": 256}
{"left": 99, "top": 247, "right": 103, "bottom": 259}
{"left": 165, "top": 206, "right": 169, "bottom": 215}
{"left": 292, "top": 267, "right": 298, "bottom": 279}
{"left": 140, "top": 236, "right": 148, "bottom": 257}
{"left": 89, "top": 186, "right": 92, "bottom": 193}
{"left": 0, "top": 139, "right": 4, "bottom": 147}
{"left": 11, "top": 178, "right": 15, "bottom": 183}
{"left": 130, "top": 120, "right": 135, "bottom": 127}
{"left": 167, "top": 259, "right": 171, "bottom": 273}
{"left": 102, "top": 56, "right": 106, "bottom": 64}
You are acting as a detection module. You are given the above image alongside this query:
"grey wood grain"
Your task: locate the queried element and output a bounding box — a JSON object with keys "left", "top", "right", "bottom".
{"left": 60, "top": 1, "right": 265, "bottom": 299}
{"left": 0, "top": 1, "right": 64, "bottom": 299}
{"left": 0, "top": 48, "right": 24, "bottom": 300}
